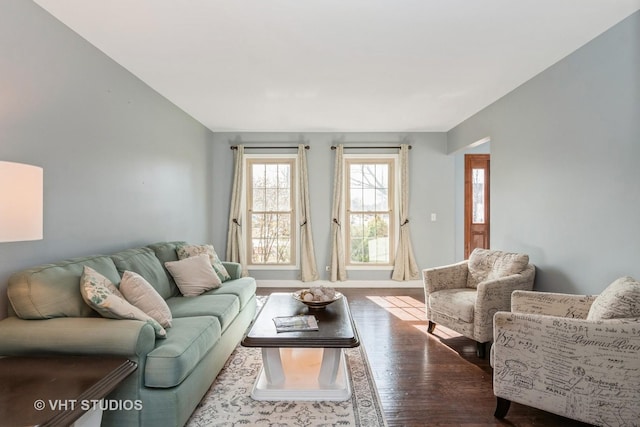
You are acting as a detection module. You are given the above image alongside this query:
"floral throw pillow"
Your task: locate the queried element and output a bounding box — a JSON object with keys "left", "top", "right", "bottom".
{"left": 80, "top": 266, "right": 167, "bottom": 339}
{"left": 177, "top": 244, "right": 231, "bottom": 282}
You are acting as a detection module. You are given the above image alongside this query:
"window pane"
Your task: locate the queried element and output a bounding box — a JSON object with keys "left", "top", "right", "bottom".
{"left": 472, "top": 168, "right": 485, "bottom": 224}
{"left": 265, "top": 188, "right": 278, "bottom": 210}
{"left": 277, "top": 164, "right": 290, "bottom": 189}
{"left": 277, "top": 188, "right": 290, "bottom": 211}
{"left": 350, "top": 213, "right": 367, "bottom": 263}
{"left": 252, "top": 188, "right": 265, "bottom": 211}
{"left": 265, "top": 164, "right": 278, "bottom": 188}
{"left": 375, "top": 164, "right": 388, "bottom": 189}
{"left": 362, "top": 189, "right": 376, "bottom": 210}
{"left": 375, "top": 188, "right": 389, "bottom": 210}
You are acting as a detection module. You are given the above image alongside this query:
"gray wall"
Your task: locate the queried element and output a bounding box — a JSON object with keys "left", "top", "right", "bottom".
{"left": 211, "top": 132, "right": 455, "bottom": 281}
{"left": 0, "top": 0, "right": 214, "bottom": 318}
{"left": 448, "top": 11, "right": 640, "bottom": 294}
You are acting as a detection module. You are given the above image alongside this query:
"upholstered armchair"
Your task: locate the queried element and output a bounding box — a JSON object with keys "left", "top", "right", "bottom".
{"left": 422, "top": 248, "right": 535, "bottom": 357}
{"left": 492, "top": 277, "right": 640, "bottom": 426}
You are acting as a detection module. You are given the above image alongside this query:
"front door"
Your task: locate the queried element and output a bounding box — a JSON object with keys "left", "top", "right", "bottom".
{"left": 464, "top": 154, "right": 490, "bottom": 258}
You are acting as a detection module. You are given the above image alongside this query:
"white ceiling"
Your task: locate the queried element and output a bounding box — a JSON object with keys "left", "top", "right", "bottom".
{"left": 34, "top": 0, "right": 640, "bottom": 132}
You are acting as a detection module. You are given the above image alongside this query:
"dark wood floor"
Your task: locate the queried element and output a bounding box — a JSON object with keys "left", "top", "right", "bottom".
{"left": 257, "top": 287, "right": 593, "bottom": 427}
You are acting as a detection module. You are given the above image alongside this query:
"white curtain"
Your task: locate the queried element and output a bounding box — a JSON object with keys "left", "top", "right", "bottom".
{"left": 298, "top": 145, "right": 319, "bottom": 281}
{"left": 392, "top": 144, "right": 419, "bottom": 280}
{"left": 329, "top": 144, "right": 347, "bottom": 281}
{"left": 226, "top": 145, "right": 248, "bottom": 276}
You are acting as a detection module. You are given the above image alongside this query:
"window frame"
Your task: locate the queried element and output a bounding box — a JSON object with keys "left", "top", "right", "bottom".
{"left": 343, "top": 154, "right": 398, "bottom": 269}
{"left": 244, "top": 155, "right": 298, "bottom": 269}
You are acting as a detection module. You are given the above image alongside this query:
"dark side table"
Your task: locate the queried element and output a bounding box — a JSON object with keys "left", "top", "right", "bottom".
{"left": 0, "top": 356, "right": 137, "bottom": 427}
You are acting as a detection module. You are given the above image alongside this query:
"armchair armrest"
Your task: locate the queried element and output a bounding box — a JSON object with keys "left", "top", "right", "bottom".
{"left": 422, "top": 260, "right": 468, "bottom": 293}
{"left": 492, "top": 312, "right": 640, "bottom": 425}
{"left": 511, "top": 290, "right": 596, "bottom": 318}
{"left": 0, "top": 317, "right": 156, "bottom": 357}
{"left": 222, "top": 262, "right": 242, "bottom": 280}
{"left": 472, "top": 268, "right": 536, "bottom": 342}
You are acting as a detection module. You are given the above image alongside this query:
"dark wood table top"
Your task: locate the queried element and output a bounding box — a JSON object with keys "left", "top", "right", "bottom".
{"left": 0, "top": 355, "right": 137, "bottom": 427}
{"left": 242, "top": 292, "right": 360, "bottom": 348}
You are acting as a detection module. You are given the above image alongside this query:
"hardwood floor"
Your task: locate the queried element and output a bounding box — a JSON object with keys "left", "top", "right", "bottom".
{"left": 257, "top": 287, "right": 593, "bottom": 427}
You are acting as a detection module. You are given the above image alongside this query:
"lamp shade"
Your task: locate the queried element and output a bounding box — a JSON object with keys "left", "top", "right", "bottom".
{"left": 0, "top": 161, "right": 43, "bottom": 242}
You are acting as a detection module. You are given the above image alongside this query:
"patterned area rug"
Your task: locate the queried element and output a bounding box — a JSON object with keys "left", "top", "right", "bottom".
{"left": 186, "top": 342, "right": 386, "bottom": 427}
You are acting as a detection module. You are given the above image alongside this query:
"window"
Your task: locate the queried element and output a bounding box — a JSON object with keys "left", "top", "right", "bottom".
{"left": 246, "top": 158, "right": 296, "bottom": 266}
{"left": 345, "top": 157, "right": 395, "bottom": 266}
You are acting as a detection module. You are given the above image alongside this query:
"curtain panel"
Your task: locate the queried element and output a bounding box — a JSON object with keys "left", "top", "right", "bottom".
{"left": 298, "top": 144, "right": 319, "bottom": 281}
{"left": 226, "top": 145, "right": 248, "bottom": 276}
{"left": 329, "top": 144, "right": 347, "bottom": 281}
{"left": 392, "top": 143, "right": 419, "bottom": 280}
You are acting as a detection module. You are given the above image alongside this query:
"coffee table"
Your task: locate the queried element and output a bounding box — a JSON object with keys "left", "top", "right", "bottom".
{"left": 241, "top": 292, "right": 360, "bottom": 401}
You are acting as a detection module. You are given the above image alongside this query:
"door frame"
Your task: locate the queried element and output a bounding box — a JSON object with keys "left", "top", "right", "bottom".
{"left": 464, "top": 154, "right": 490, "bottom": 258}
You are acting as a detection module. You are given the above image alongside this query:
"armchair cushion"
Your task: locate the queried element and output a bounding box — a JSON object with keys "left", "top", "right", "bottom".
{"left": 587, "top": 275, "right": 640, "bottom": 320}
{"left": 428, "top": 289, "right": 476, "bottom": 323}
{"left": 467, "top": 248, "right": 529, "bottom": 288}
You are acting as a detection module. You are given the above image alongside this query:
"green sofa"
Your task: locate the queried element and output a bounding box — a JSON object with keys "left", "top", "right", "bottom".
{"left": 0, "top": 241, "right": 257, "bottom": 427}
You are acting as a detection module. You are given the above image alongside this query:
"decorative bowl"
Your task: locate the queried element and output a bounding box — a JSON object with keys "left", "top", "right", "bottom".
{"left": 292, "top": 289, "right": 343, "bottom": 309}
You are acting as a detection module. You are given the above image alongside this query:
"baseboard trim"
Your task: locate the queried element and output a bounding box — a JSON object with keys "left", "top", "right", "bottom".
{"left": 256, "top": 279, "right": 423, "bottom": 288}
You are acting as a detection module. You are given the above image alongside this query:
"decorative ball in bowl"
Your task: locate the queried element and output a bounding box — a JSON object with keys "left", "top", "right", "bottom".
{"left": 293, "top": 286, "right": 342, "bottom": 309}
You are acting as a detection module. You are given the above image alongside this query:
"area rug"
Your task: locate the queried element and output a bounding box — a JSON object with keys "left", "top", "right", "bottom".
{"left": 186, "top": 344, "right": 386, "bottom": 427}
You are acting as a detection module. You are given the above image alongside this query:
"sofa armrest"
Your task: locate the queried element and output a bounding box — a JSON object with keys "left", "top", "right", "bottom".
{"left": 492, "top": 312, "right": 640, "bottom": 425}
{"left": 511, "top": 290, "right": 596, "bottom": 318}
{"left": 0, "top": 317, "right": 156, "bottom": 357}
{"left": 222, "top": 262, "right": 242, "bottom": 280}
{"left": 422, "top": 260, "right": 468, "bottom": 293}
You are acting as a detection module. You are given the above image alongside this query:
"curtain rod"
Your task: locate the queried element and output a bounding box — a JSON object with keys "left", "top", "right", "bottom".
{"left": 230, "top": 145, "right": 310, "bottom": 150}
{"left": 330, "top": 145, "right": 411, "bottom": 150}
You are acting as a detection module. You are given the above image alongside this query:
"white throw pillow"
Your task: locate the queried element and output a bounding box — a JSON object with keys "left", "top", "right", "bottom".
{"left": 587, "top": 276, "right": 640, "bottom": 320}
{"left": 164, "top": 254, "right": 222, "bottom": 296}
{"left": 120, "top": 271, "right": 173, "bottom": 328}
{"left": 79, "top": 266, "right": 167, "bottom": 338}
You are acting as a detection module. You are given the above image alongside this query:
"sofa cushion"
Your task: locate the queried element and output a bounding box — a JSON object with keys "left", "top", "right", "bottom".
{"left": 145, "top": 316, "right": 221, "bottom": 388}
{"left": 111, "top": 247, "right": 174, "bottom": 300}
{"left": 428, "top": 289, "right": 477, "bottom": 323}
{"left": 8, "top": 255, "right": 120, "bottom": 319}
{"left": 203, "top": 277, "right": 257, "bottom": 309}
{"left": 166, "top": 294, "right": 240, "bottom": 332}
{"left": 587, "top": 276, "right": 640, "bottom": 320}
{"left": 164, "top": 254, "right": 221, "bottom": 296}
{"left": 177, "top": 244, "right": 231, "bottom": 282}
{"left": 80, "top": 266, "right": 166, "bottom": 338}
{"left": 120, "top": 271, "right": 173, "bottom": 328}
{"left": 147, "top": 241, "right": 187, "bottom": 295}
{"left": 467, "top": 248, "right": 529, "bottom": 288}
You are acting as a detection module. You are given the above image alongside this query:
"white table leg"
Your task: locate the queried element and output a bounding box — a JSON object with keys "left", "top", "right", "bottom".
{"left": 262, "top": 348, "right": 285, "bottom": 385}
{"left": 318, "top": 348, "right": 342, "bottom": 386}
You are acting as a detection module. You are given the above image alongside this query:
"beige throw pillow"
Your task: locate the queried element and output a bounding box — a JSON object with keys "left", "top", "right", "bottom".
{"left": 119, "top": 271, "right": 173, "bottom": 328}
{"left": 177, "top": 244, "right": 231, "bottom": 282}
{"left": 165, "top": 254, "right": 222, "bottom": 296}
{"left": 587, "top": 276, "right": 640, "bottom": 320}
{"left": 79, "top": 266, "right": 167, "bottom": 338}
{"left": 467, "top": 248, "right": 529, "bottom": 288}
